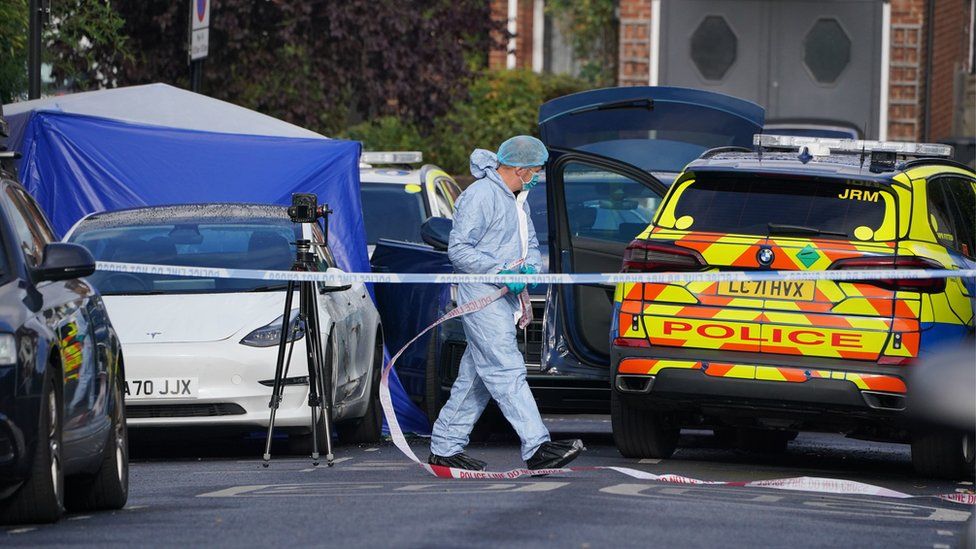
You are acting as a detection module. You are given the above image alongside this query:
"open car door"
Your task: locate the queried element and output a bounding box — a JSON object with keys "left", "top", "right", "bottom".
{"left": 540, "top": 87, "right": 764, "bottom": 368}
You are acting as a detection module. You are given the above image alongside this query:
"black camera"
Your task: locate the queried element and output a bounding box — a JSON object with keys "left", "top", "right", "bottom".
{"left": 287, "top": 193, "right": 330, "bottom": 224}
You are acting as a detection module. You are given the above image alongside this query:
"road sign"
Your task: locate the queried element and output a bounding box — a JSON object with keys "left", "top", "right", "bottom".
{"left": 189, "top": 0, "right": 210, "bottom": 61}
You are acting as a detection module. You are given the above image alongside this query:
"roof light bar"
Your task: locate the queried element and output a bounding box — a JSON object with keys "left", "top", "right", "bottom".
{"left": 754, "top": 134, "right": 953, "bottom": 159}
{"left": 360, "top": 151, "right": 423, "bottom": 165}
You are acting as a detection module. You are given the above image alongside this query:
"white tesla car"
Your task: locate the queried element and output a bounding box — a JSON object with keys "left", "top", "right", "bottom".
{"left": 64, "top": 204, "right": 384, "bottom": 444}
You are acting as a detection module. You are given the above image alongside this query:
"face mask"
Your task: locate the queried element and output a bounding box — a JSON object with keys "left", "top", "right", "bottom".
{"left": 520, "top": 171, "right": 540, "bottom": 191}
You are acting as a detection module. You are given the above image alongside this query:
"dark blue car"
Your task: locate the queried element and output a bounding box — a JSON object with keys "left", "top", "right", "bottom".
{"left": 0, "top": 107, "right": 128, "bottom": 524}
{"left": 373, "top": 87, "right": 764, "bottom": 420}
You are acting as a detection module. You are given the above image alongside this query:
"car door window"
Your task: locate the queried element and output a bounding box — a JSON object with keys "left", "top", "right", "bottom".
{"left": 432, "top": 177, "right": 457, "bottom": 218}
{"left": 942, "top": 177, "right": 976, "bottom": 258}
{"left": 1, "top": 186, "right": 45, "bottom": 267}
{"left": 11, "top": 188, "right": 56, "bottom": 244}
{"left": 928, "top": 177, "right": 975, "bottom": 257}
{"left": 562, "top": 161, "right": 662, "bottom": 244}
{"left": 311, "top": 224, "right": 337, "bottom": 270}
{"left": 547, "top": 154, "right": 666, "bottom": 365}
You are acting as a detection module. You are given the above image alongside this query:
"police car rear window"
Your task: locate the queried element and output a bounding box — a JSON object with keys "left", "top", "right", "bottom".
{"left": 668, "top": 176, "right": 889, "bottom": 239}
{"left": 360, "top": 183, "right": 426, "bottom": 245}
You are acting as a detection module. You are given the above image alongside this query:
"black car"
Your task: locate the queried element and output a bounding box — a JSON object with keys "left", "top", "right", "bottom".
{"left": 0, "top": 105, "right": 128, "bottom": 524}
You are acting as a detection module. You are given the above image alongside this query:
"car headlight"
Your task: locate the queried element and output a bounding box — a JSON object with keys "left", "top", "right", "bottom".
{"left": 240, "top": 310, "right": 305, "bottom": 348}
{"left": 0, "top": 334, "right": 15, "bottom": 365}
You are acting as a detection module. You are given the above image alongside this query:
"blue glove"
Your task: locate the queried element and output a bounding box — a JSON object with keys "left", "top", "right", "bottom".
{"left": 499, "top": 268, "right": 526, "bottom": 294}
{"left": 519, "top": 264, "right": 540, "bottom": 290}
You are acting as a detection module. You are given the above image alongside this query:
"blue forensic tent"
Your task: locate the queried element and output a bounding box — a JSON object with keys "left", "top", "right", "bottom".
{"left": 3, "top": 84, "right": 430, "bottom": 435}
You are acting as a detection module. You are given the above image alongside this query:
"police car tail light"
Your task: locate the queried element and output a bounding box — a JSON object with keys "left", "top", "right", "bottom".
{"left": 622, "top": 240, "right": 706, "bottom": 273}
{"left": 828, "top": 256, "right": 946, "bottom": 293}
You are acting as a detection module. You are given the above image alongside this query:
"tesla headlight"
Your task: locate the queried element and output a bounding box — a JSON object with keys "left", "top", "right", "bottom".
{"left": 0, "top": 334, "right": 14, "bottom": 365}
{"left": 240, "top": 310, "right": 305, "bottom": 348}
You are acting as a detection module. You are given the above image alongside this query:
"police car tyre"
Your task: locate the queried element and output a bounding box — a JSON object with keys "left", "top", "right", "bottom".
{"left": 338, "top": 334, "right": 384, "bottom": 443}
{"left": 0, "top": 374, "right": 64, "bottom": 524}
{"left": 734, "top": 428, "right": 792, "bottom": 454}
{"left": 911, "top": 430, "right": 976, "bottom": 480}
{"left": 66, "top": 374, "right": 129, "bottom": 511}
{"left": 611, "top": 389, "right": 678, "bottom": 459}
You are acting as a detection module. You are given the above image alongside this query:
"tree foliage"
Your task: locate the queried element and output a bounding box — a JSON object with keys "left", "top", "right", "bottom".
{"left": 344, "top": 70, "right": 589, "bottom": 176}
{"left": 546, "top": 0, "right": 618, "bottom": 86}
{"left": 46, "top": 0, "right": 131, "bottom": 91}
{"left": 0, "top": 0, "right": 28, "bottom": 103}
{"left": 112, "top": 0, "right": 501, "bottom": 135}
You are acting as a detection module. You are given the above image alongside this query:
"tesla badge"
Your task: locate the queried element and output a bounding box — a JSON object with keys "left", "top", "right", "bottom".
{"left": 147, "top": 332, "right": 162, "bottom": 339}
{"left": 757, "top": 247, "right": 774, "bottom": 266}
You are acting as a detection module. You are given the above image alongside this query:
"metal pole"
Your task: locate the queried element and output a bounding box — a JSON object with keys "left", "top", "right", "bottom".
{"left": 28, "top": 0, "right": 42, "bottom": 99}
{"left": 190, "top": 61, "right": 201, "bottom": 93}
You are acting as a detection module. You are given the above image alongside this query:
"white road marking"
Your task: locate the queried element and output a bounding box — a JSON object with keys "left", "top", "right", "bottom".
{"left": 67, "top": 515, "right": 92, "bottom": 521}
{"left": 751, "top": 495, "right": 783, "bottom": 503}
{"left": 638, "top": 459, "right": 661, "bottom": 464}
{"left": 300, "top": 457, "right": 354, "bottom": 471}
{"left": 125, "top": 505, "right": 148, "bottom": 511}
{"left": 936, "top": 530, "right": 953, "bottom": 536}
{"left": 933, "top": 544, "right": 950, "bottom": 549}
{"left": 959, "top": 481, "right": 973, "bottom": 485}
{"left": 364, "top": 448, "right": 379, "bottom": 452}
{"left": 197, "top": 485, "right": 273, "bottom": 498}
{"left": 198, "top": 481, "right": 569, "bottom": 497}
{"left": 7, "top": 527, "right": 36, "bottom": 534}
{"left": 394, "top": 482, "right": 567, "bottom": 493}
{"left": 599, "top": 483, "right": 972, "bottom": 522}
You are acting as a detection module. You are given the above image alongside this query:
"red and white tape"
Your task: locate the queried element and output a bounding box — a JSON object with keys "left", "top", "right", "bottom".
{"left": 377, "top": 289, "right": 975, "bottom": 506}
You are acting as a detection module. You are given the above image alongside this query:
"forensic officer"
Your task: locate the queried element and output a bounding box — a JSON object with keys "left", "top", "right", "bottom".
{"left": 428, "top": 136, "right": 584, "bottom": 471}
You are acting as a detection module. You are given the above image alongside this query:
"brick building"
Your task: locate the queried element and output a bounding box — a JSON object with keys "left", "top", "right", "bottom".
{"left": 491, "top": 0, "right": 974, "bottom": 143}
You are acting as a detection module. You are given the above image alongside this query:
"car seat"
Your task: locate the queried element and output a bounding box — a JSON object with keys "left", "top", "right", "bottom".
{"left": 247, "top": 231, "right": 294, "bottom": 271}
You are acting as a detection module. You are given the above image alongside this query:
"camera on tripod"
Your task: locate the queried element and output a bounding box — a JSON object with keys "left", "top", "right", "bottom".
{"left": 262, "top": 192, "right": 338, "bottom": 468}
{"left": 287, "top": 193, "right": 331, "bottom": 224}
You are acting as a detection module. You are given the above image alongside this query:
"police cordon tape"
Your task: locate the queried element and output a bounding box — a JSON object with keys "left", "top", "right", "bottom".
{"left": 96, "top": 261, "right": 976, "bottom": 504}
{"left": 96, "top": 261, "right": 976, "bottom": 285}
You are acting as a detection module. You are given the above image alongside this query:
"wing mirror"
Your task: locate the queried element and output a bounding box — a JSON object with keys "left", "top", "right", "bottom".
{"left": 421, "top": 217, "right": 452, "bottom": 251}
{"left": 37, "top": 243, "right": 96, "bottom": 282}
{"left": 319, "top": 266, "right": 352, "bottom": 293}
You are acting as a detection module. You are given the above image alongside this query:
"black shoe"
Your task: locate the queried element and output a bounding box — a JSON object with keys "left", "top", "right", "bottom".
{"left": 428, "top": 452, "right": 488, "bottom": 471}
{"left": 526, "top": 439, "right": 585, "bottom": 470}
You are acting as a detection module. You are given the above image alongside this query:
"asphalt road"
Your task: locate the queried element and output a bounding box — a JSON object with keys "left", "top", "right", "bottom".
{"left": 4, "top": 416, "right": 973, "bottom": 548}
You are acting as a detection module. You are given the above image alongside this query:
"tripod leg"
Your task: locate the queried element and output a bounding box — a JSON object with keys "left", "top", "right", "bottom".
{"left": 306, "top": 284, "right": 335, "bottom": 466}
{"left": 299, "top": 282, "right": 322, "bottom": 466}
{"left": 262, "top": 279, "right": 297, "bottom": 467}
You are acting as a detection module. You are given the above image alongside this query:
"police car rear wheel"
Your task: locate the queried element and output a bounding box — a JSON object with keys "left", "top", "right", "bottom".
{"left": 911, "top": 430, "right": 976, "bottom": 480}
{"left": 611, "top": 390, "right": 678, "bottom": 459}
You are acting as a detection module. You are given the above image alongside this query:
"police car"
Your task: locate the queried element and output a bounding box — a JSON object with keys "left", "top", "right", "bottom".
{"left": 610, "top": 135, "right": 975, "bottom": 478}
{"left": 358, "top": 152, "right": 461, "bottom": 255}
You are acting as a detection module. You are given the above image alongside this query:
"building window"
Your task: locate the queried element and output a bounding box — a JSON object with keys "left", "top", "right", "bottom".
{"left": 690, "top": 16, "right": 737, "bottom": 81}
{"left": 804, "top": 18, "right": 852, "bottom": 84}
